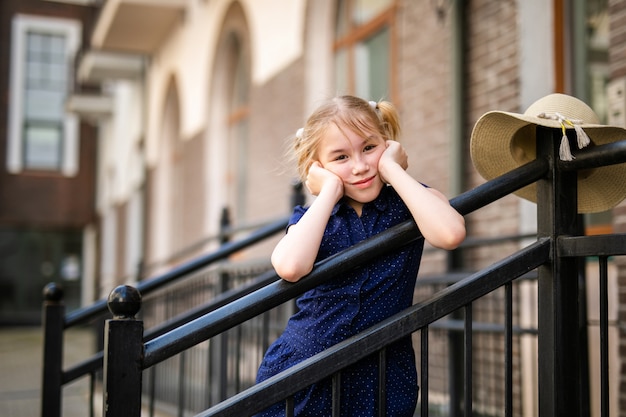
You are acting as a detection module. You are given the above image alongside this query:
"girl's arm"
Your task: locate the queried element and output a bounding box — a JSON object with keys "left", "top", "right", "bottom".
{"left": 379, "top": 141, "right": 466, "bottom": 250}
{"left": 271, "top": 162, "right": 343, "bottom": 282}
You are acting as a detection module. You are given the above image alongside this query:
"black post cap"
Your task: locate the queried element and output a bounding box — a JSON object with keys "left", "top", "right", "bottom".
{"left": 43, "top": 282, "right": 64, "bottom": 303}
{"left": 107, "top": 285, "right": 142, "bottom": 319}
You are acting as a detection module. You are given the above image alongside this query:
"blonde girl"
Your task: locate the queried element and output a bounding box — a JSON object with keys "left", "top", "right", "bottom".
{"left": 256, "top": 95, "right": 465, "bottom": 416}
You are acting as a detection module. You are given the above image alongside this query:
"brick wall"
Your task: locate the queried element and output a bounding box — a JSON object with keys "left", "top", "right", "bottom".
{"left": 464, "top": 1, "right": 524, "bottom": 415}
{"left": 242, "top": 58, "right": 306, "bottom": 259}
{"left": 398, "top": 0, "right": 526, "bottom": 413}
{"left": 465, "top": 0, "right": 521, "bottom": 264}
{"left": 397, "top": 1, "right": 452, "bottom": 194}
{"left": 396, "top": 1, "right": 453, "bottom": 277}
{"left": 0, "top": 0, "right": 98, "bottom": 228}
{"left": 609, "top": 1, "right": 626, "bottom": 414}
{"left": 248, "top": 58, "right": 305, "bottom": 222}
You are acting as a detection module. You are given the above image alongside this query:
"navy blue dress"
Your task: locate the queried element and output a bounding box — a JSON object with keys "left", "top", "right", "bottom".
{"left": 255, "top": 185, "right": 424, "bottom": 416}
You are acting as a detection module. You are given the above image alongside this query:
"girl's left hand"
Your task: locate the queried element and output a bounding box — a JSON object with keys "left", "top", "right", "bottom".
{"left": 379, "top": 140, "right": 408, "bottom": 183}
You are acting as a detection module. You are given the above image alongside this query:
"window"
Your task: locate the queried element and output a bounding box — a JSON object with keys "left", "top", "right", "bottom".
{"left": 568, "top": 0, "right": 612, "bottom": 233}
{"left": 334, "top": 0, "right": 395, "bottom": 100}
{"left": 583, "top": 0, "right": 611, "bottom": 234}
{"left": 7, "top": 15, "right": 81, "bottom": 176}
{"left": 210, "top": 2, "right": 251, "bottom": 225}
{"left": 227, "top": 35, "right": 250, "bottom": 221}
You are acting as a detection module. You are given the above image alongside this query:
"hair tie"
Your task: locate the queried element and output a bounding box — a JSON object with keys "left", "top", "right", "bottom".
{"left": 295, "top": 128, "right": 304, "bottom": 139}
{"left": 369, "top": 101, "right": 378, "bottom": 111}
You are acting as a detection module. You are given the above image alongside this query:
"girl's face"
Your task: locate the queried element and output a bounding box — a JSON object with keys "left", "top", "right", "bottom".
{"left": 317, "top": 123, "right": 386, "bottom": 214}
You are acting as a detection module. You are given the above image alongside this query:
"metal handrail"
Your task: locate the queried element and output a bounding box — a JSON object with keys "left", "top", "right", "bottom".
{"left": 62, "top": 269, "right": 280, "bottom": 383}
{"left": 45, "top": 137, "right": 626, "bottom": 417}
{"left": 42, "top": 215, "right": 289, "bottom": 417}
{"left": 64, "top": 216, "right": 288, "bottom": 328}
{"left": 141, "top": 156, "right": 551, "bottom": 367}
{"left": 132, "top": 138, "right": 626, "bottom": 416}
{"left": 196, "top": 238, "right": 552, "bottom": 416}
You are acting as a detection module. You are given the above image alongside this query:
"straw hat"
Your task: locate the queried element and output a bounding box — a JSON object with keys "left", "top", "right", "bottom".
{"left": 470, "top": 93, "right": 626, "bottom": 213}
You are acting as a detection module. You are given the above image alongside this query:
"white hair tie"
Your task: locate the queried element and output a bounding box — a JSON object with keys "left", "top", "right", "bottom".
{"left": 369, "top": 101, "right": 378, "bottom": 111}
{"left": 295, "top": 128, "right": 304, "bottom": 139}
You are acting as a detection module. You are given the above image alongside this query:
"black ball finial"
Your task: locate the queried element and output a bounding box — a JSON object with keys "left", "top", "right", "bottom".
{"left": 107, "top": 285, "right": 142, "bottom": 319}
{"left": 43, "top": 282, "right": 64, "bottom": 303}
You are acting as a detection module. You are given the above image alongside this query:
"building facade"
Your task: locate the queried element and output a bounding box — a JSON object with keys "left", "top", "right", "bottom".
{"left": 0, "top": 0, "right": 97, "bottom": 324}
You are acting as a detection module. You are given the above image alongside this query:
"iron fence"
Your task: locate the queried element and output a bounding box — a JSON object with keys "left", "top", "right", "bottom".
{"left": 41, "top": 127, "right": 626, "bottom": 416}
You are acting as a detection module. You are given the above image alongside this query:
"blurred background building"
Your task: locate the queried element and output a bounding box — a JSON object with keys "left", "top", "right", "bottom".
{"left": 0, "top": 0, "right": 97, "bottom": 323}
{"left": 1, "top": 0, "right": 626, "bottom": 416}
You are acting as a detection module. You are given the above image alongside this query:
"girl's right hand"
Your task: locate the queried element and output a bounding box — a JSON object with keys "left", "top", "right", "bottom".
{"left": 305, "top": 161, "right": 343, "bottom": 198}
{"left": 272, "top": 162, "right": 343, "bottom": 282}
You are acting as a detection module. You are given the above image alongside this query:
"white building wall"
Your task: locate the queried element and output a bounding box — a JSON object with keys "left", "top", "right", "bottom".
{"left": 138, "top": 0, "right": 307, "bottom": 253}
{"left": 144, "top": 0, "right": 305, "bottom": 168}
{"left": 94, "top": 76, "right": 145, "bottom": 288}
{"left": 125, "top": 189, "right": 144, "bottom": 283}
{"left": 516, "top": 2, "right": 555, "bottom": 416}
{"left": 99, "top": 206, "right": 116, "bottom": 296}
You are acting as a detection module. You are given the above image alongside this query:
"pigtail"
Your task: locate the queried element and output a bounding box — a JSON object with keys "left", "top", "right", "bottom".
{"left": 375, "top": 100, "right": 401, "bottom": 141}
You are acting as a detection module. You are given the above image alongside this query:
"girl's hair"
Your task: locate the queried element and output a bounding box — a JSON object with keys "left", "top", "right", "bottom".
{"left": 292, "top": 95, "right": 401, "bottom": 182}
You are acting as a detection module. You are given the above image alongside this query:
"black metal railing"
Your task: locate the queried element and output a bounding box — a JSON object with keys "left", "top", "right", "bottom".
{"left": 42, "top": 126, "right": 626, "bottom": 416}
{"left": 96, "top": 167, "right": 548, "bottom": 417}
{"left": 139, "top": 259, "right": 293, "bottom": 412}
{"left": 40, "top": 215, "right": 291, "bottom": 417}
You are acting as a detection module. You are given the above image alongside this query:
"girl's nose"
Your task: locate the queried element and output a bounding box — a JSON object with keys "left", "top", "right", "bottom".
{"left": 352, "top": 157, "right": 368, "bottom": 175}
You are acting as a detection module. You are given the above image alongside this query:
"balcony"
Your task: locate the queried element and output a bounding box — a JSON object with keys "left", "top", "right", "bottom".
{"left": 91, "top": 0, "right": 186, "bottom": 54}
{"left": 68, "top": 49, "right": 145, "bottom": 122}
{"left": 66, "top": 93, "right": 113, "bottom": 122}
{"left": 77, "top": 50, "right": 144, "bottom": 82}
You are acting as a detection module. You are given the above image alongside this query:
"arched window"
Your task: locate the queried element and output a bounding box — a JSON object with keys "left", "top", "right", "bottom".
{"left": 225, "top": 33, "right": 250, "bottom": 221}
{"left": 210, "top": 2, "right": 251, "bottom": 224}
{"left": 334, "top": 0, "right": 396, "bottom": 100}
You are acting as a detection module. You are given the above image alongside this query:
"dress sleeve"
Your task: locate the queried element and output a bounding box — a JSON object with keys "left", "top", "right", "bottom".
{"left": 286, "top": 205, "right": 308, "bottom": 230}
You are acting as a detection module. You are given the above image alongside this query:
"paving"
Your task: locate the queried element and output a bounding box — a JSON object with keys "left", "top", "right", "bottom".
{"left": 0, "top": 326, "right": 95, "bottom": 417}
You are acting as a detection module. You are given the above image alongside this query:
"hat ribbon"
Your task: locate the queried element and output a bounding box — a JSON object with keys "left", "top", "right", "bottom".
{"left": 537, "top": 112, "right": 591, "bottom": 161}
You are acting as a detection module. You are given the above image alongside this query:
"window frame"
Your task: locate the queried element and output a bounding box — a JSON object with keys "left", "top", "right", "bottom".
{"left": 333, "top": 0, "right": 398, "bottom": 101}
{"left": 226, "top": 38, "right": 250, "bottom": 222}
{"left": 561, "top": 0, "right": 614, "bottom": 234}
{"left": 7, "top": 14, "right": 81, "bottom": 176}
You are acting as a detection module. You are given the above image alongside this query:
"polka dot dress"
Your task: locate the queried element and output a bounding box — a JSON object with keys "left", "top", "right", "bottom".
{"left": 255, "top": 186, "right": 424, "bottom": 416}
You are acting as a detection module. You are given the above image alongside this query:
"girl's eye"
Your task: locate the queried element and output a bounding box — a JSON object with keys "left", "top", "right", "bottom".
{"left": 364, "top": 145, "right": 376, "bottom": 152}
{"left": 335, "top": 155, "right": 348, "bottom": 161}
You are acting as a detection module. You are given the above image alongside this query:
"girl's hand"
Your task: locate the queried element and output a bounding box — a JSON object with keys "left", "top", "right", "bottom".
{"left": 377, "top": 140, "right": 466, "bottom": 250}
{"left": 305, "top": 161, "right": 344, "bottom": 198}
{"left": 272, "top": 161, "right": 344, "bottom": 282}
{"left": 379, "top": 141, "right": 408, "bottom": 183}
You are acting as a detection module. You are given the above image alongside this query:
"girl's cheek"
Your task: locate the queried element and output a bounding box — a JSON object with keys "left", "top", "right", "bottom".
{"left": 333, "top": 166, "right": 348, "bottom": 179}
{"left": 372, "top": 152, "right": 385, "bottom": 167}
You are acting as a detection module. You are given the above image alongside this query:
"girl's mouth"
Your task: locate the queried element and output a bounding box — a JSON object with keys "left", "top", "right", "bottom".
{"left": 352, "top": 175, "right": 376, "bottom": 189}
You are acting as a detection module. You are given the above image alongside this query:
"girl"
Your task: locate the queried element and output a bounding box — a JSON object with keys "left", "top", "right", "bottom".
{"left": 256, "top": 95, "right": 465, "bottom": 416}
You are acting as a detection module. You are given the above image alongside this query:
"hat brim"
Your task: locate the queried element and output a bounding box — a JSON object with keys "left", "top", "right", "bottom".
{"left": 470, "top": 111, "right": 626, "bottom": 213}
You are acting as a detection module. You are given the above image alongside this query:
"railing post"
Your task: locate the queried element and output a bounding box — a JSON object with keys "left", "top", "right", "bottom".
{"left": 213, "top": 206, "right": 231, "bottom": 403}
{"left": 102, "top": 285, "right": 143, "bottom": 417}
{"left": 291, "top": 180, "right": 305, "bottom": 208}
{"left": 41, "top": 282, "right": 65, "bottom": 417}
{"left": 535, "top": 126, "right": 583, "bottom": 416}
{"left": 220, "top": 206, "right": 231, "bottom": 244}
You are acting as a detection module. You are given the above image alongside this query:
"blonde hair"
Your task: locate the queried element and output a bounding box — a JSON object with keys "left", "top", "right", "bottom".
{"left": 292, "top": 95, "right": 401, "bottom": 182}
